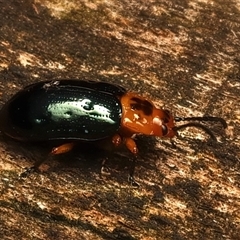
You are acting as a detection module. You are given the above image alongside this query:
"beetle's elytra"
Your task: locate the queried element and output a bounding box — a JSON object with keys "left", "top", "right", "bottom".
{"left": 0, "top": 80, "right": 227, "bottom": 185}
{"left": 0, "top": 80, "right": 124, "bottom": 141}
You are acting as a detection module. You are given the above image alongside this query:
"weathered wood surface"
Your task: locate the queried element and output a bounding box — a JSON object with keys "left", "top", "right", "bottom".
{"left": 0, "top": 0, "right": 239, "bottom": 239}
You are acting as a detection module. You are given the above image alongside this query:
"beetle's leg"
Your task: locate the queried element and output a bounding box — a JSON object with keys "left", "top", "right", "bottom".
{"left": 124, "top": 138, "right": 139, "bottom": 187}
{"left": 20, "top": 154, "right": 53, "bottom": 178}
{"left": 51, "top": 142, "right": 76, "bottom": 155}
{"left": 20, "top": 166, "right": 37, "bottom": 178}
{"left": 20, "top": 143, "right": 75, "bottom": 178}
{"left": 21, "top": 142, "right": 76, "bottom": 178}
{"left": 170, "top": 139, "right": 177, "bottom": 148}
{"left": 99, "top": 135, "right": 122, "bottom": 177}
{"left": 128, "top": 155, "right": 139, "bottom": 187}
{"left": 100, "top": 157, "right": 111, "bottom": 177}
{"left": 125, "top": 138, "right": 138, "bottom": 155}
{"left": 112, "top": 134, "right": 122, "bottom": 147}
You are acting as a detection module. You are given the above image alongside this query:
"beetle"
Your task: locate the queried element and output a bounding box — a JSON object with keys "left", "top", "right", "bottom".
{"left": 0, "top": 80, "right": 227, "bottom": 185}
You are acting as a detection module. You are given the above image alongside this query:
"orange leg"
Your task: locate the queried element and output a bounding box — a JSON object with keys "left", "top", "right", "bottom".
{"left": 20, "top": 142, "right": 76, "bottom": 178}
{"left": 112, "top": 134, "right": 122, "bottom": 147}
{"left": 51, "top": 142, "right": 76, "bottom": 155}
{"left": 124, "top": 138, "right": 138, "bottom": 155}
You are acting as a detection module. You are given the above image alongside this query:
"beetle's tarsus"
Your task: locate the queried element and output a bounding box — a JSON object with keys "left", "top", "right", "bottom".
{"left": 100, "top": 157, "right": 111, "bottom": 177}
{"left": 100, "top": 166, "right": 111, "bottom": 176}
{"left": 20, "top": 154, "right": 52, "bottom": 178}
{"left": 20, "top": 166, "right": 37, "bottom": 178}
{"left": 128, "top": 175, "right": 139, "bottom": 187}
{"left": 170, "top": 139, "right": 177, "bottom": 148}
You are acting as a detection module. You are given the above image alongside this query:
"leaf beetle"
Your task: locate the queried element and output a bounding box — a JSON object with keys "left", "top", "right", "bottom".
{"left": 0, "top": 80, "right": 227, "bottom": 185}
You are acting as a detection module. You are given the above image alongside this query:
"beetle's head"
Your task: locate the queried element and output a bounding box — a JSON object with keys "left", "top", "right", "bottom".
{"left": 120, "top": 93, "right": 176, "bottom": 137}
{"left": 120, "top": 93, "right": 227, "bottom": 140}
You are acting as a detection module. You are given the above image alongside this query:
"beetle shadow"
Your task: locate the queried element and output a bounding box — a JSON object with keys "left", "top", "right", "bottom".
{"left": 47, "top": 134, "right": 171, "bottom": 182}
{"left": 0, "top": 135, "right": 54, "bottom": 169}
{"left": 1, "top": 127, "right": 233, "bottom": 186}
{"left": 0, "top": 133, "right": 148, "bottom": 183}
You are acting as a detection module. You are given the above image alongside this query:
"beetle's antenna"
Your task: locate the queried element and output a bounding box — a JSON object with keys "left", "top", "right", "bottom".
{"left": 173, "top": 122, "right": 217, "bottom": 140}
{"left": 174, "top": 116, "right": 227, "bottom": 128}
{"left": 173, "top": 116, "right": 227, "bottom": 141}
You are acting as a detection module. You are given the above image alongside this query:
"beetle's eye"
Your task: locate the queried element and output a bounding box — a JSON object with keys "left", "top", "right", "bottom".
{"left": 162, "top": 124, "right": 168, "bottom": 136}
